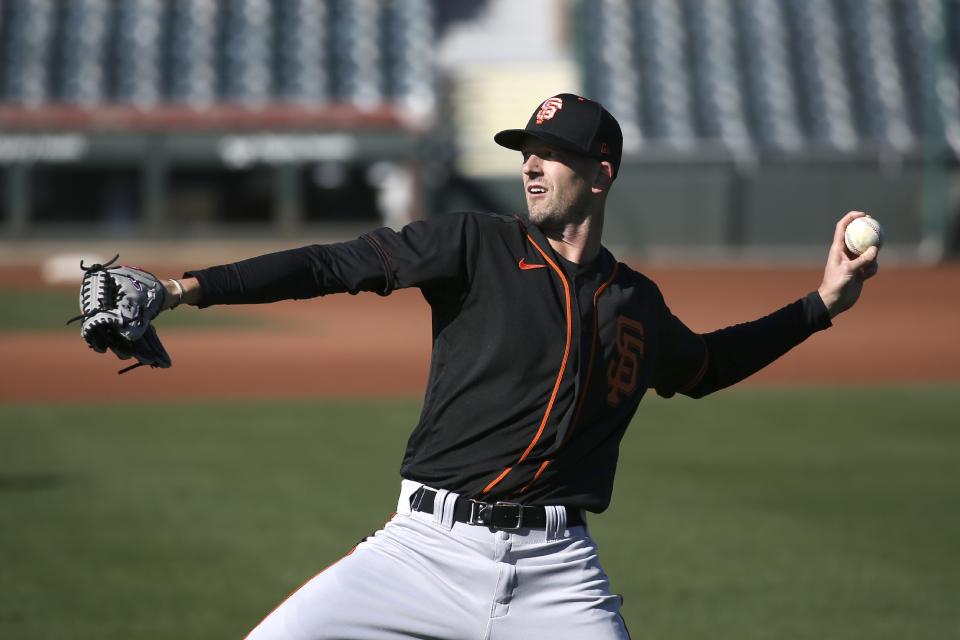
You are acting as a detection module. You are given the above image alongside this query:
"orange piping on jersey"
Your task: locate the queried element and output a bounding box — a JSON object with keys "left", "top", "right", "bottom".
{"left": 519, "top": 459, "right": 552, "bottom": 494}
{"left": 678, "top": 335, "right": 710, "bottom": 394}
{"left": 483, "top": 466, "right": 513, "bottom": 494}
{"left": 567, "top": 263, "right": 620, "bottom": 441}
{"left": 481, "top": 234, "right": 572, "bottom": 496}
{"left": 519, "top": 262, "right": 620, "bottom": 495}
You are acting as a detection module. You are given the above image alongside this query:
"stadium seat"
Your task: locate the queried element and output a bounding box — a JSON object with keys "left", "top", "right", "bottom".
{"left": 275, "top": 0, "right": 330, "bottom": 104}
{"left": 113, "top": 0, "right": 164, "bottom": 106}
{"left": 635, "top": 0, "right": 695, "bottom": 146}
{"left": 57, "top": 0, "right": 111, "bottom": 105}
{"left": 733, "top": 0, "right": 804, "bottom": 150}
{"left": 683, "top": 0, "right": 750, "bottom": 148}
{"left": 220, "top": 0, "right": 273, "bottom": 105}
{"left": 783, "top": 0, "right": 858, "bottom": 149}
{"left": 0, "top": 0, "right": 57, "bottom": 104}
{"left": 833, "top": 0, "right": 913, "bottom": 150}
{"left": 166, "top": 0, "right": 218, "bottom": 105}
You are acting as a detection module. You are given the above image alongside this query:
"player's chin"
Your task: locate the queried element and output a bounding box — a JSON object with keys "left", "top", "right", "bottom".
{"left": 526, "top": 202, "right": 554, "bottom": 225}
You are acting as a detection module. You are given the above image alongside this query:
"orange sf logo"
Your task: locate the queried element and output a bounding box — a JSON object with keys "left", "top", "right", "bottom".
{"left": 535, "top": 97, "right": 563, "bottom": 124}
{"left": 607, "top": 315, "right": 645, "bottom": 407}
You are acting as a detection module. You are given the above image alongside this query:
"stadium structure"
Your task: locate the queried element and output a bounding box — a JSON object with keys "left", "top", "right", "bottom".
{"left": 0, "top": 0, "right": 957, "bottom": 259}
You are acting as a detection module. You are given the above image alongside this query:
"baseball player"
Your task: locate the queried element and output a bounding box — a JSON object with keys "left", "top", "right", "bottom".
{"left": 77, "top": 94, "right": 877, "bottom": 639}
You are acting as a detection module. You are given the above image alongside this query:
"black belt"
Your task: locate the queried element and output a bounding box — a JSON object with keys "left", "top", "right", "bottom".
{"left": 409, "top": 486, "right": 585, "bottom": 530}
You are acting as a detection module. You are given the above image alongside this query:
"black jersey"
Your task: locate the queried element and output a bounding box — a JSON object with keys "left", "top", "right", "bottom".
{"left": 187, "top": 212, "right": 831, "bottom": 512}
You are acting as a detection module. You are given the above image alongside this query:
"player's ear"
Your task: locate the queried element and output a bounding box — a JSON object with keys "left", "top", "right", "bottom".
{"left": 591, "top": 161, "right": 614, "bottom": 194}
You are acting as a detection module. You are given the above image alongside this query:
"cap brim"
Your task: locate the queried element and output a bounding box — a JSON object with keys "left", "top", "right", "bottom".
{"left": 494, "top": 129, "right": 590, "bottom": 157}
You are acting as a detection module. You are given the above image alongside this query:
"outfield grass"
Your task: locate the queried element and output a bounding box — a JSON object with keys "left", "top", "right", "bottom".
{"left": 0, "top": 287, "right": 264, "bottom": 332}
{"left": 1, "top": 387, "right": 957, "bottom": 639}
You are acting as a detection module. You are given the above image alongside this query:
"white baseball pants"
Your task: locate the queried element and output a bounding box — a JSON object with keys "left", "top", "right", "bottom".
{"left": 245, "top": 480, "right": 630, "bottom": 640}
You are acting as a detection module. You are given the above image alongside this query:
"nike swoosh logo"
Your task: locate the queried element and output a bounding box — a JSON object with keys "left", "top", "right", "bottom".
{"left": 518, "top": 258, "right": 547, "bottom": 270}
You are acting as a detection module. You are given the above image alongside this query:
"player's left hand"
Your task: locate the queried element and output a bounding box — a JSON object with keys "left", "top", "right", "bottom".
{"left": 67, "top": 255, "right": 172, "bottom": 373}
{"left": 817, "top": 211, "right": 879, "bottom": 319}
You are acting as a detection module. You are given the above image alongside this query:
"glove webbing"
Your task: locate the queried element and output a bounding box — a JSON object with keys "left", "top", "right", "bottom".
{"left": 66, "top": 253, "right": 121, "bottom": 326}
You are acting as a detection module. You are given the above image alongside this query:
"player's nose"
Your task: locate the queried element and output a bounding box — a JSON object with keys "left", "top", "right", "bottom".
{"left": 522, "top": 153, "right": 543, "bottom": 175}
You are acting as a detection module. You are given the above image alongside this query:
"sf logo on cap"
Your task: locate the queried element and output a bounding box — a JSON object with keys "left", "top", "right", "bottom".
{"left": 535, "top": 97, "right": 563, "bottom": 125}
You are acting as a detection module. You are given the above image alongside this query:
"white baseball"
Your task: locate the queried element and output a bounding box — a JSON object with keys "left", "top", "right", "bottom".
{"left": 844, "top": 216, "right": 884, "bottom": 255}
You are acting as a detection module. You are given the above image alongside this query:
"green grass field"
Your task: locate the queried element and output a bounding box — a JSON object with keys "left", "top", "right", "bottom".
{"left": 1, "top": 387, "right": 958, "bottom": 639}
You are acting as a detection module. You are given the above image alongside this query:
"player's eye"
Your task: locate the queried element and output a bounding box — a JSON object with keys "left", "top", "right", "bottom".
{"left": 522, "top": 150, "right": 554, "bottom": 162}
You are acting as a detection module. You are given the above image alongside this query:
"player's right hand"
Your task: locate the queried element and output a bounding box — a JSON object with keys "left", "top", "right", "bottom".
{"left": 817, "top": 211, "right": 879, "bottom": 319}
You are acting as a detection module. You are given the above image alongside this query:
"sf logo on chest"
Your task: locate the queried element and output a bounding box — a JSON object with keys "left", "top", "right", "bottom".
{"left": 607, "top": 315, "right": 645, "bottom": 407}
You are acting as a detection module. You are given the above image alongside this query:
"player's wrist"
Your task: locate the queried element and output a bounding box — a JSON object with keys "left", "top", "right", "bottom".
{"left": 817, "top": 286, "right": 845, "bottom": 320}
{"left": 165, "top": 276, "right": 202, "bottom": 308}
{"left": 162, "top": 279, "right": 184, "bottom": 310}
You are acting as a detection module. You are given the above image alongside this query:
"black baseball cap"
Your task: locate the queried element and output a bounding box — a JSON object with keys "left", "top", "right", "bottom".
{"left": 494, "top": 93, "right": 623, "bottom": 177}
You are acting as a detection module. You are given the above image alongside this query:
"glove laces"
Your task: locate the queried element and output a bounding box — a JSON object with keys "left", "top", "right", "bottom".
{"left": 65, "top": 254, "right": 121, "bottom": 326}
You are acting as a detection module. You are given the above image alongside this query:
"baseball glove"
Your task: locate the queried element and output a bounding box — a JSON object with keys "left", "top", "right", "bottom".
{"left": 66, "top": 254, "right": 172, "bottom": 374}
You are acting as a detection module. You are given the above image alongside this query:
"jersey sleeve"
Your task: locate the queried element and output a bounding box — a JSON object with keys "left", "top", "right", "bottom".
{"left": 185, "top": 212, "right": 479, "bottom": 307}
{"left": 361, "top": 212, "right": 480, "bottom": 299}
{"left": 652, "top": 291, "right": 832, "bottom": 399}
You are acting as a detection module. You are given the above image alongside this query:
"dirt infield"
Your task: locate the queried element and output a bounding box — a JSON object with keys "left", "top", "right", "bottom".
{"left": 1, "top": 263, "right": 957, "bottom": 403}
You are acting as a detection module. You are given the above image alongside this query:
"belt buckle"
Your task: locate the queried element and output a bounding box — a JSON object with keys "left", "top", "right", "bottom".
{"left": 467, "top": 500, "right": 491, "bottom": 526}
{"left": 491, "top": 501, "right": 523, "bottom": 530}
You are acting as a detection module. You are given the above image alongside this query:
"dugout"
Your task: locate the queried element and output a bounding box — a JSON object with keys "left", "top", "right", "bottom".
{"left": 0, "top": 104, "right": 429, "bottom": 239}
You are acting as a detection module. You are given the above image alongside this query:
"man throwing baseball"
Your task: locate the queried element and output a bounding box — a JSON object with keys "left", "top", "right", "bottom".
{"left": 77, "top": 94, "right": 878, "bottom": 639}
